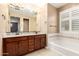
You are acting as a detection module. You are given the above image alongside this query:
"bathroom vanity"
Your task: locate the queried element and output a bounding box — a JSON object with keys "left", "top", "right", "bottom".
{"left": 2, "top": 34, "right": 46, "bottom": 56}
{"left": 0, "top": 4, "right": 47, "bottom": 56}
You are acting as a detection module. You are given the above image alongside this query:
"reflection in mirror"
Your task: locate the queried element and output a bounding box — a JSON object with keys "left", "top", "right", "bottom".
{"left": 23, "top": 18, "right": 29, "bottom": 32}
{"left": 6, "top": 4, "right": 38, "bottom": 35}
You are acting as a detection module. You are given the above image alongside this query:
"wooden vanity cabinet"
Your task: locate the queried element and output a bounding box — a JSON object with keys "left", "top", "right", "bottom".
{"left": 18, "top": 37, "right": 29, "bottom": 55}
{"left": 40, "top": 35, "right": 46, "bottom": 48}
{"left": 3, "top": 34, "right": 46, "bottom": 56}
{"left": 3, "top": 38, "right": 19, "bottom": 56}
{"left": 35, "top": 35, "right": 41, "bottom": 50}
{"left": 28, "top": 36, "right": 35, "bottom": 52}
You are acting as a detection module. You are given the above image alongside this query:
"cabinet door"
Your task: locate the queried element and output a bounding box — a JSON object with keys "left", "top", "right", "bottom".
{"left": 40, "top": 37, "right": 46, "bottom": 48}
{"left": 35, "top": 35, "right": 41, "bottom": 50}
{"left": 29, "top": 36, "right": 34, "bottom": 52}
{"left": 19, "top": 40, "right": 28, "bottom": 55}
{"left": 5, "top": 42, "right": 18, "bottom": 56}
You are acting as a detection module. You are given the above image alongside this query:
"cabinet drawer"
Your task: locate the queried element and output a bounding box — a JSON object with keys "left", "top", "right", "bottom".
{"left": 19, "top": 37, "right": 28, "bottom": 41}
{"left": 35, "top": 35, "right": 40, "bottom": 38}
{"left": 40, "top": 35, "right": 46, "bottom": 38}
{"left": 3, "top": 37, "right": 19, "bottom": 42}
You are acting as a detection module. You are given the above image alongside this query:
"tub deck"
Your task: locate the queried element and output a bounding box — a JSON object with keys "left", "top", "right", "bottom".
{"left": 48, "top": 34, "right": 79, "bottom": 56}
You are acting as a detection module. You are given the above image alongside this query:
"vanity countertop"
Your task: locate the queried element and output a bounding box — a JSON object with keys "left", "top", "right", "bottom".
{"left": 2, "top": 33, "right": 46, "bottom": 38}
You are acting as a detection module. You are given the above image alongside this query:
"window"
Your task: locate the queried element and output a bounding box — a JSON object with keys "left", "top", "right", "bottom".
{"left": 71, "top": 8, "right": 79, "bottom": 31}
{"left": 60, "top": 11, "right": 70, "bottom": 31}
{"left": 61, "top": 20, "right": 69, "bottom": 31}
{"left": 60, "top": 7, "right": 79, "bottom": 32}
{"left": 61, "top": 12, "right": 69, "bottom": 19}
{"left": 72, "top": 19, "right": 79, "bottom": 31}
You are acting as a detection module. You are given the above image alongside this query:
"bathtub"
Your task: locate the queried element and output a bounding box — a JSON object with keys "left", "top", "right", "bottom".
{"left": 47, "top": 34, "right": 79, "bottom": 56}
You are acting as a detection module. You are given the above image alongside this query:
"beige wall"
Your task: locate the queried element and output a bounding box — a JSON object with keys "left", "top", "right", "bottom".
{"left": 29, "top": 16, "right": 37, "bottom": 32}
{"left": 37, "top": 4, "right": 47, "bottom": 34}
{"left": 0, "top": 4, "right": 10, "bottom": 56}
{"left": 37, "top": 3, "right": 59, "bottom": 34}
{"left": 47, "top": 3, "right": 58, "bottom": 33}
{"left": 0, "top": 4, "right": 9, "bottom": 33}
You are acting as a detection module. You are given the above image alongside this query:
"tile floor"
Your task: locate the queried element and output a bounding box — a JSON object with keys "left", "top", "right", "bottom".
{"left": 25, "top": 48, "right": 63, "bottom": 56}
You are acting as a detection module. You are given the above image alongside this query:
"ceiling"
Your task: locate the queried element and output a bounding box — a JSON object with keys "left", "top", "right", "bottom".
{"left": 10, "top": 3, "right": 67, "bottom": 12}
{"left": 50, "top": 3, "right": 67, "bottom": 8}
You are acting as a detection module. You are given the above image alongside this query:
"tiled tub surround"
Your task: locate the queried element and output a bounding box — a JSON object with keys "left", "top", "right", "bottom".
{"left": 48, "top": 33, "right": 79, "bottom": 56}
{"left": 48, "top": 32, "right": 79, "bottom": 40}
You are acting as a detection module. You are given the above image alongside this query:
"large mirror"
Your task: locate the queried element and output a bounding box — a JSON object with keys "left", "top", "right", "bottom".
{"left": 6, "top": 4, "right": 38, "bottom": 35}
